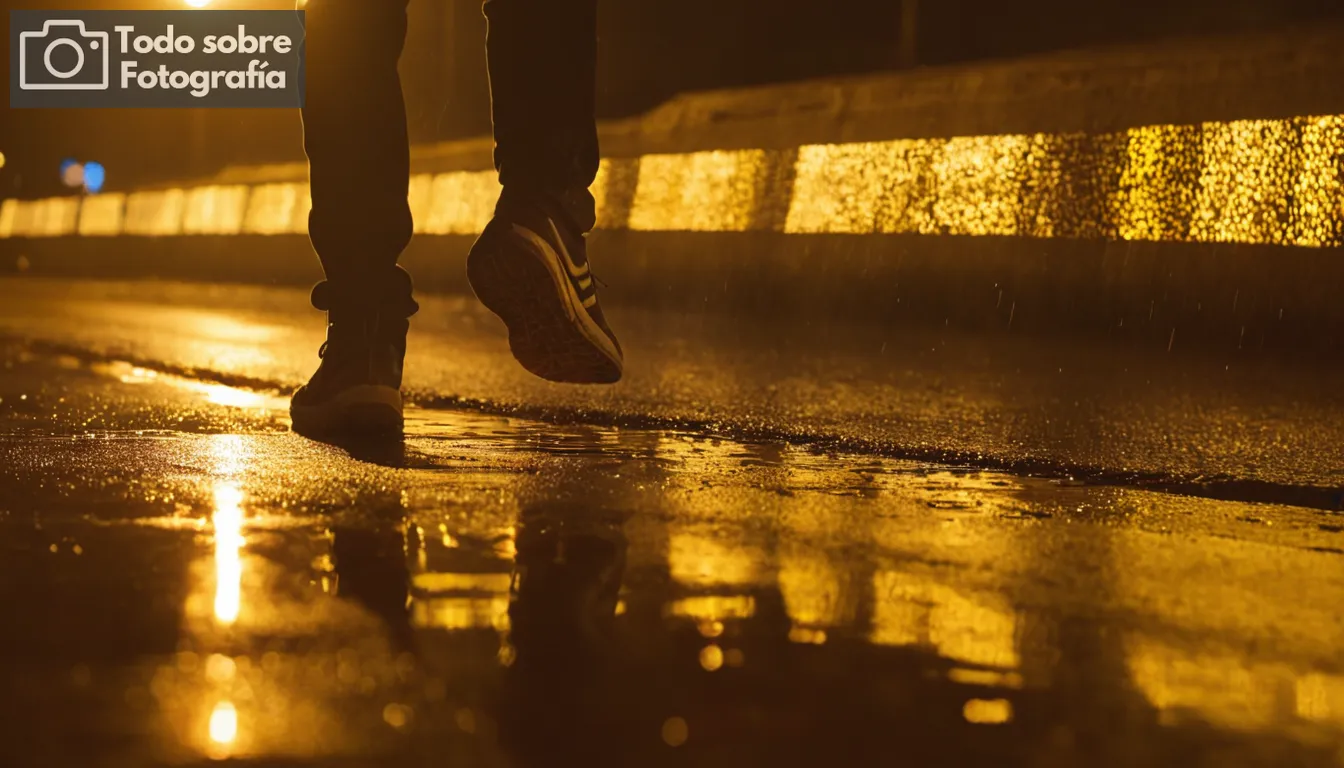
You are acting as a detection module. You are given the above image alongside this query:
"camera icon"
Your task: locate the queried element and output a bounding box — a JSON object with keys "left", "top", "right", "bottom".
{"left": 19, "top": 20, "right": 110, "bottom": 91}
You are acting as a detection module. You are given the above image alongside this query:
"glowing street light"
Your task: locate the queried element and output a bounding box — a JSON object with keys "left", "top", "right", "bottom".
{"left": 185, "top": 0, "right": 212, "bottom": 7}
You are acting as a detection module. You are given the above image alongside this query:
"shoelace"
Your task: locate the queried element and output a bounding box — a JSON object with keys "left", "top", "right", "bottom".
{"left": 316, "top": 316, "right": 381, "bottom": 361}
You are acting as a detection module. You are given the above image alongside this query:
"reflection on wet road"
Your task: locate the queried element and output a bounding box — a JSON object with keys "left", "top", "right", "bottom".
{"left": 2, "top": 345, "right": 1344, "bottom": 767}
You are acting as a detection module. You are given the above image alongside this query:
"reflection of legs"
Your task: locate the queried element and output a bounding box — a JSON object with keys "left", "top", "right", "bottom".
{"left": 500, "top": 512, "right": 627, "bottom": 763}
{"left": 467, "top": 0, "right": 625, "bottom": 385}
{"left": 291, "top": 0, "right": 419, "bottom": 437}
{"left": 508, "top": 519, "right": 627, "bottom": 660}
{"left": 332, "top": 525, "right": 412, "bottom": 649}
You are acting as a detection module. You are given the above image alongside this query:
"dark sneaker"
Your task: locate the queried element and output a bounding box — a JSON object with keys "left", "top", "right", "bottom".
{"left": 290, "top": 274, "right": 417, "bottom": 437}
{"left": 466, "top": 190, "right": 624, "bottom": 384}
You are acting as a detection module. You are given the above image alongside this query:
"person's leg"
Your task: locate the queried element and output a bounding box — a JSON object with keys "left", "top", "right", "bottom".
{"left": 484, "top": 0, "right": 600, "bottom": 228}
{"left": 304, "top": 0, "right": 413, "bottom": 296}
{"left": 467, "top": 0, "right": 624, "bottom": 384}
{"left": 291, "top": 0, "right": 419, "bottom": 436}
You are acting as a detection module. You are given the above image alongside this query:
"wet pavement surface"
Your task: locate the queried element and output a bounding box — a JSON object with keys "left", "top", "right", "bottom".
{"left": 1, "top": 277, "right": 1342, "bottom": 506}
{"left": 2, "top": 277, "right": 1344, "bottom": 766}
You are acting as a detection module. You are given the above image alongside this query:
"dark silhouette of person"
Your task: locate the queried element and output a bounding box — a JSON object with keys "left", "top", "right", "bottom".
{"left": 290, "top": 0, "right": 623, "bottom": 438}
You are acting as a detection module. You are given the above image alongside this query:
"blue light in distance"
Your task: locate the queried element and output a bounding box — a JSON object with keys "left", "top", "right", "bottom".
{"left": 83, "top": 162, "right": 106, "bottom": 194}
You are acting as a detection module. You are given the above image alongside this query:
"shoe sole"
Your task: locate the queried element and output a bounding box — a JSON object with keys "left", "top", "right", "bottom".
{"left": 290, "top": 385, "right": 404, "bottom": 437}
{"left": 467, "top": 226, "right": 623, "bottom": 384}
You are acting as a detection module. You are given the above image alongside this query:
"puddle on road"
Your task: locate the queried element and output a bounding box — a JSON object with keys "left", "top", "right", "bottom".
{"left": 3, "top": 353, "right": 1344, "bottom": 765}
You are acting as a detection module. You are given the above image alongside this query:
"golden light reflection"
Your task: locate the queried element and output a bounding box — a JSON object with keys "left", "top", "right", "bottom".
{"left": 930, "top": 134, "right": 1031, "bottom": 236}
{"left": 204, "top": 654, "right": 237, "bottom": 684}
{"left": 948, "top": 667, "right": 1024, "bottom": 689}
{"left": 628, "top": 150, "right": 765, "bottom": 231}
{"left": 668, "top": 533, "right": 762, "bottom": 588}
{"left": 412, "top": 598, "right": 509, "bottom": 631}
{"left": 208, "top": 700, "right": 238, "bottom": 746}
{"left": 1190, "top": 120, "right": 1296, "bottom": 245}
{"left": 1295, "top": 673, "right": 1344, "bottom": 724}
{"left": 198, "top": 384, "right": 269, "bottom": 410}
{"left": 96, "top": 361, "right": 279, "bottom": 412}
{"left": 1123, "top": 635, "right": 1339, "bottom": 730}
{"left": 77, "top": 193, "right": 126, "bottom": 236}
{"left": 778, "top": 550, "right": 852, "bottom": 630}
{"left": 242, "top": 183, "right": 300, "bottom": 235}
{"left": 5, "top": 196, "right": 81, "bottom": 237}
{"left": 782, "top": 114, "right": 1344, "bottom": 246}
{"left": 870, "top": 571, "right": 1020, "bottom": 670}
{"left": 182, "top": 185, "right": 249, "bottom": 235}
{"left": 0, "top": 199, "right": 16, "bottom": 238}
{"left": 411, "top": 572, "right": 512, "bottom": 594}
{"left": 963, "top": 698, "right": 1013, "bottom": 724}
{"left": 421, "top": 171, "right": 502, "bottom": 235}
{"left": 699, "top": 644, "right": 724, "bottom": 671}
{"left": 382, "top": 703, "right": 413, "bottom": 731}
{"left": 1293, "top": 115, "right": 1344, "bottom": 247}
{"left": 665, "top": 596, "right": 756, "bottom": 621}
{"left": 21, "top": 112, "right": 1344, "bottom": 246}
{"left": 661, "top": 716, "right": 689, "bottom": 747}
{"left": 785, "top": 140, "right": 916, "bottom": 234}
{"left": 788, "top": 627, "right": 828, "bottom": 645}
{"left": 124, "top": 189, "right": 186, "bottom": 236}
{"left": 213, "top": 483, "right": 245, "bottom": 625}
{"left": 407, "top": 173, "right": 435, "bottom": 234}
{"left": 209, "top": 433, "right": 249, "bottom": 480}
{"left": 1114, "top": 124, "right": 1199, "bottom": 242}
{"left": 14, "top": 109, "right": 1344, "bottom": 246}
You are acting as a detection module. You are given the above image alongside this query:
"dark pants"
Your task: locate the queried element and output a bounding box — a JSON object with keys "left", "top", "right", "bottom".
{"left": 302, "top": 0, "right": 600, "bottom": 309}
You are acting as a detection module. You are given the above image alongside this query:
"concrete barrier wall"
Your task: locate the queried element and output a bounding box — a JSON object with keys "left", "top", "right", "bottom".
{"left": 5, "top": 25, "right": 1344, "bottom": 357}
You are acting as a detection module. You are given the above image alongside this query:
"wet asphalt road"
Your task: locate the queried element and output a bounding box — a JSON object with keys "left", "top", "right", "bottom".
{"left": 2, "top": 277, "right": 1344, "bottom": 766}
{"left": 2, "top": 278, "right": 1343, "bottom": 506}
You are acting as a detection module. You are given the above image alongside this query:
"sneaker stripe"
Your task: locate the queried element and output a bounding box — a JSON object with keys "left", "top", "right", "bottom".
{"left": 547, "top": 218, "right": 591, "bottom": 280}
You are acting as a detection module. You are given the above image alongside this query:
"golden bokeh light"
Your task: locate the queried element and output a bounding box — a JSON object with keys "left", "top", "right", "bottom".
{"left": 962, "top": 698, "right": 1013, "bottom": 725}
{"left": 699, "top": 644, "right": 724, "bottom": 672}
{"left": 208, "top": 701, "right": 238, "bottom": 745}
{"left": 661, "top": 716, "right": 689, "bottom": 747}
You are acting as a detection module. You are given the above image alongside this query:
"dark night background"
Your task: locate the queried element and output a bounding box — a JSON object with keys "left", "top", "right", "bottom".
{"left": 1, "top": 0, "right": 1342, "bottom": 197}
